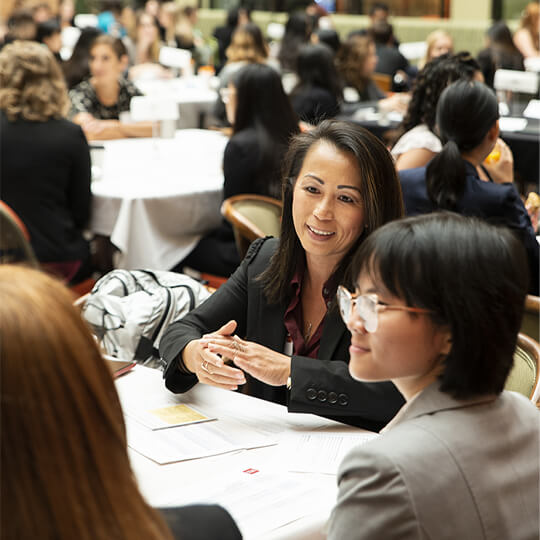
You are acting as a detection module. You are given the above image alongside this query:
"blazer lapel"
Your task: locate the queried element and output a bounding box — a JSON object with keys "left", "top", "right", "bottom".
{"left": 319, "top": 307, "right": 347, "bottom": 359}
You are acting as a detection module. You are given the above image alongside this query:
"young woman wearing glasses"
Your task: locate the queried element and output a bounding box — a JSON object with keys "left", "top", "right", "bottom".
{"left": 328, "top": 212, "right": 539, "bottom": 540}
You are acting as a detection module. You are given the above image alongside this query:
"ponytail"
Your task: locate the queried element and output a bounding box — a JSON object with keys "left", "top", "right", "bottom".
{"left": 426, "top": 140, "right": 466, "bottom": 210}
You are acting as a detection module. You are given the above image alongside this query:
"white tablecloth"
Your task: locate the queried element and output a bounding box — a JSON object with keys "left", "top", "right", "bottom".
{"left": 116, "top": 366, "right": 365, "bottom": 540}
{"left": 135, "top": 76, "right": 218, "bottom": 129}
{"left": 90, "top": 129, "right": 227, "bottom": 270}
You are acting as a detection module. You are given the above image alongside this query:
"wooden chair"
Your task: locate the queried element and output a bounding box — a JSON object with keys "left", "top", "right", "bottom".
{"left": 505, "top": 333, "right": 540, "bottom": 407}
{"left": 372, "top": 72, "right": 392, "bottom": 93}
{"left": 221, "top": 194, "right": 282, "bottom": 259}
{"left": 0, "top": 200, "right": 39, "bottom": 267}
{"left": 521, "top": 295, "right": 540, "bottom": 342}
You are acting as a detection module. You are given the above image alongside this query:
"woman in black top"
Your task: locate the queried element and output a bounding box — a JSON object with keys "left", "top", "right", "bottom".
{"left": 0, "top": 41, "right": 92, "bottom": 284}
{"left": 175, "top": 63, "right": 299, "bottom": 277}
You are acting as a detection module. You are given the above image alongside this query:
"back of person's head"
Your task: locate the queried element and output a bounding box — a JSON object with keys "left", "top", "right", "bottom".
{"left": 402, "top": 51, "right": 481, "bottom": 132}
{"left": 351, "top": 212, "right": 528, "bottom": 399}
{"left": 232, "top": 63, "right": 298, "bottom": 197}
{"left": 487, "top": 21, "right": 517, "bottom": 50}
{"left": 62, "top": 26, "right": 102, "bottom": 88}
{"left": 313, "top": 27, "right": 341, "bottom": 54}
{"left": 0, "top": 266, "right": 173, "bottom": 539}
{"left": 101, "top": 0, "right": 124, "bottom": 15}
{"left": 36, "top": 17, "right": 61, "bottom": 42}
{"left": 226, "top": 22, "right": 267, "bottom": 63}
{"left": 293, "top": 43, "right": 342, "bottom": 100}
{"left": 6, "top": 9, "right": 37, "bottom": 41}
{"left": 262, "top": 120, "right": 403, "bottom": 303}
{"left": 426, "top": 80, "right": 498, "bottom": 209}
{"left": 371, "top": 20, "right": 393, "bottom": 45}
{"left": 278, "top": 11, "right": 311, "bottom": 72}
{"left": 0, "top": 40, "right": 69, "bottom": 122}
{"left": 336, "top": 34, "right": 373, "bottom": 91}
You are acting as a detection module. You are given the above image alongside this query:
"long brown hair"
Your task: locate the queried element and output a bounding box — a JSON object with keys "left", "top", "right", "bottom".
{"left": 336, "top": 35, "right": 373, "bottom": 94}
{"left": 520, "top": 2, "right": 540, "bottom": 51}
{"left": 260, "top": 120, "right": 404, "bottom": 305}
{"left": 0, "top": 266, "right": 173, "bottom": 540}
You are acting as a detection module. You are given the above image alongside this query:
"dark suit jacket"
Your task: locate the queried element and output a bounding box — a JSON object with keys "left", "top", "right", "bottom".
{"left": 161, "top": 237, "right": 404, "bottom": 431}
{"left": 159, "top": 504, "right": 242, "bottom": 539}
{"left": 0, "top": 112, "right": 91, "bottom": 263}
{"left": 400, "top": 161, "right": 539, "bottom": 295}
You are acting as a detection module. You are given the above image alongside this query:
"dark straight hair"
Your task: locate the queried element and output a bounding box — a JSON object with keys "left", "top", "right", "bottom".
{"left": 231, "top": 63, "right": 299, "bottom": 198}
{"left": 426, "top": 80, "right": 499, "bottom": 210}
{"left": 351, "top": 212, "right": 528, "bottom": 399}
{"left": 260, "top": 119, "right": 404, "bottom": 305}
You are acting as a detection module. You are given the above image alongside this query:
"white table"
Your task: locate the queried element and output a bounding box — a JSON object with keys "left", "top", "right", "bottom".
{"left": 90, "top": 129, "right": 227, "bottom": 270}
{"left": 116, "top": 366, "right": 369, "bottom": 539}
{"left": 135, "top": 76, "right": 219, "bottom": 129}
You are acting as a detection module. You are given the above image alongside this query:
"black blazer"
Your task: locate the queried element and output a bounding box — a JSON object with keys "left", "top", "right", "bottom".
{"left": 159, "top": 504, "right": 242, "bottom": 539}
{"left": 161, "top": 237, "right": 404, "bottom": 431}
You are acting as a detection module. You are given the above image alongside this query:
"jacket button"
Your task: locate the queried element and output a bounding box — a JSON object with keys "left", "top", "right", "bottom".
{"left": 306, "top": 388, "right": 317, "bottom": 400}
{"left": 317, "top": 390, "right": 327, "bottom": 402}
{"left": 328, "top": 391, "right": 338, "bottom": 404}
{"left": 338, "top": 393, "right": 349, "bottom": 406}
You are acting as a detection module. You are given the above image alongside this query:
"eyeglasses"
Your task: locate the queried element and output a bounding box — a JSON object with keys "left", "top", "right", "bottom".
{"left": 336, "top": 285, "right": 432, "bottom": 332}
{"left": 219, "top": 87, "right": 235, "bottom": 104}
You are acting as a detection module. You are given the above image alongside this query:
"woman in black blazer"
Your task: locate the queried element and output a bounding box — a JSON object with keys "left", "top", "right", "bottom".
{"left": 161, "top": 120, "right": 406, "bottom": 431}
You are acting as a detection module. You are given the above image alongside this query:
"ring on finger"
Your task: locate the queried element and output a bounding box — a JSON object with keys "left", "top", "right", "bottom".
{"left": 201, "top": 360, "right": 213, "bottom": 375}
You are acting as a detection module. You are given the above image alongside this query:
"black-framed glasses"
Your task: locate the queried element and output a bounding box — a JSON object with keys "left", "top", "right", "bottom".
{"left": 336, "top": 285, "right": 432, "bottom": 332}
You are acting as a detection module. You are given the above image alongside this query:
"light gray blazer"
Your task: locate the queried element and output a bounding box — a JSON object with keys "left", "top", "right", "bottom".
{"left": 328, "top": 383, "right": 539, "bottom": 540}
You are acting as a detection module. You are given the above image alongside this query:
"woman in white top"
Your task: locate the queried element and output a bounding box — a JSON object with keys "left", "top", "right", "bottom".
{"left": 513, "top": 2, "right": 540, "bottom": 59}
{"left": 391, "top": 52, "right": 482, "bottom": 171}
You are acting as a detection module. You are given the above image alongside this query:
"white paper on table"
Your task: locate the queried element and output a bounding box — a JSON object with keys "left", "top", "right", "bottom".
{"left": 277, "top": 432, "right": 378, "bottom": 475}
{"left": 161, "top": 468, "right": 332, "bottom": 539}
{"left": 499, "top": 117, "right": 528, "bottom": 132}
{"left": 125, "top": 416, "right": 277, "bottom": 464}
{"left": 523, "top": 99, "right": 540, "bottom": 119}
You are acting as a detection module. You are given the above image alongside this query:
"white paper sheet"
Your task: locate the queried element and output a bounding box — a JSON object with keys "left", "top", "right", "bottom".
{"left": 125, "top": 416, "right": 277, "bottom": 464}
{"left": 523, "top": 99, "right": 540, "bottom": 119}
{"left": 277, "top": 432, "right": 378, "bottom": 475}
{"left": 499, "top": 117, "right": 528, "bottom": 132}
{"left": 161, "top": 468, "right": 333, "bottom": 539}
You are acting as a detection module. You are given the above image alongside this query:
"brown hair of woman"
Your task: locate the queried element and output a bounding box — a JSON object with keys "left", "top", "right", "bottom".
{"left": 0, "top": 266, "right": 173, "bottom": 540}
{"left": 0, "top": 40, "right": 69, "bottom": 122}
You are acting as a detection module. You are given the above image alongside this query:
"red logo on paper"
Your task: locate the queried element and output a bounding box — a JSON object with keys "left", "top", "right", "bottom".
{"left": 243, "top": 468, "right": 259, "bottom": 474}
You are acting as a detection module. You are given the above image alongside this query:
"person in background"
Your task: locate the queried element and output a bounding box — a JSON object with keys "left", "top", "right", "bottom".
{"left": 418, "top": 29, "right": 453, "bottom": 69}
{"left": 62, "top": 27, "right": 102, "bottom": 89}
{"left": 371, "top": 20, "right": 410, "bottom": 90}
{"left": 159, "top": 1, "right": 181, "bottom": 47}
{"left": 277, "top": 11, "right": 312, "bottom": 73}
{"left": 0, "top": 266, "right": 242, "bottom": 540}
{"left": 399, "top": 80, "right": 539, "bottom": 295}
{"left": 69, "top": 35, "right": 152, "bottom": 140}
{"left": 161, "top": 120, "right": 406, "bottom": 432}
{"left": 0, "top": 41, "right": 92, "bottom": 285}
{"left": 352, "top": 2, "right": 400, "bottom": 48}
{"left": 327, "top": 212, "right": 538, "bottom": 540}
{"left": 57, "top": 0, "right": 75, "bottom": 29}
{"left": 311, "top": 27, "right": 341, "bottom": 55}
{"left": 174, "top": 63, "right": 299, "bottom": 277}
{"left": 214, "top": 22, "right": 269, "bottom": 124}
{"left": 37, "top": 18, "right": 63, "bottom": 62}
{"left": 32, "top": 2, "right": 53, "bottom": 24}
{"left": 212, "top": 6, "right": 251, "bottom": 74}
{"left": 290, "top": 43, "right": 342, "bottom": 125}
{"left": 2, "top": 9, "right": 37, "bottom": 45}
{"left": 336, "top": 34, "right": 407, "bottom": 113}
{"left": 128, "top": 11, "right": 170, "bottom": 80}
{"left": 97, "top": 0, "right": 127, "bottom": 38}
{"left": 513, "top": 1, "right": 540, "bottom": 58}
{"left": 477, "top": 21, "right": 524, "bottom": 88}
{"left": 391, "top": 52, "right": 483, "bottom": 170}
